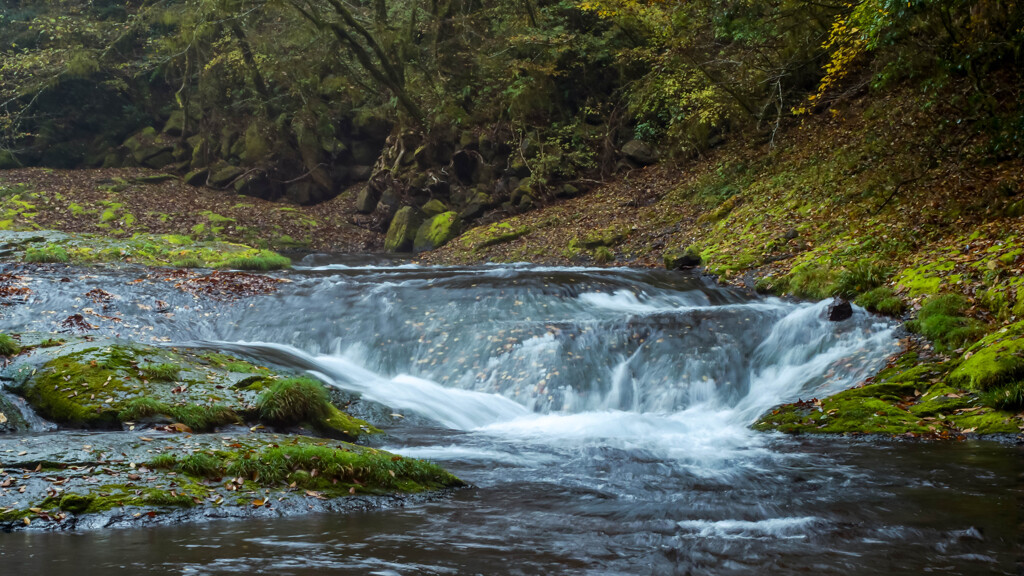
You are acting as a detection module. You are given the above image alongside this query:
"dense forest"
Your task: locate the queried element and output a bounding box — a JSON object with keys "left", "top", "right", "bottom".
{"left": 2, "top": 0, "right": 1021, "bottom": 215}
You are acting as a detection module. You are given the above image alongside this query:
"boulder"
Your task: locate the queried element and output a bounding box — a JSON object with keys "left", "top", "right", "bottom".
{"left": 241, "top": 122, "right": 270, "bottom": 163}
{"left": 384, "top": 207, "right": 425, "bottom": 253}
{"left": 664, "top": 246, "right": 702, "bottom": 269}
{"left": 421, "top": 199, "right": 448, "bottom": 216}
{"left": 162, "top": 111, "right": 186, "bottom": 136}
{"left": 459, "top": 193, "right": 490, "bottom": 220}
{"left": 413, "top": 211, "right": 461, "bottom": 253}
{"left": 827, "top": 298, "right": 853, "bottom": 322}
{"left": 356, "top": 186, "right": 382, "bottom": 214}
{"left": 122, "top": 127, "right": 174, "bottom": 166}
{"left": 209, "top": 165, "right": 244, "bottom": 187}
{"left": 184, "top": 169, "right": 208, "bottom": 187}
{"left": 451, "top": 149, "right": 479, "bottom": 185}
{"left": 622, "top": 140, "right": 657, "bottom": 165}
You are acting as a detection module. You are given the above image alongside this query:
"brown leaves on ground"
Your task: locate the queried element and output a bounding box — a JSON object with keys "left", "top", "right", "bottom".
{"left": 0, "top": 167, "right": 380, "bottom": 252}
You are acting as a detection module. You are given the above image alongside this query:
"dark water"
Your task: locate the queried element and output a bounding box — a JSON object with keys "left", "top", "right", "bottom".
{"left": 1, "top": 257, "right": 1021, "bottom": 574}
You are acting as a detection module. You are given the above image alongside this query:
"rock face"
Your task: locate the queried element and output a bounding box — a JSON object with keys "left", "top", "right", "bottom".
{"left": 663, "top": 246, "right": 702, "bottom": 269}
{"left": 384, "top": 206, "right": 425, "bottom": 253}
{"left": 413, "top": 211, "right": 461, "bottom": 253}
{"left": 356, "top": 185, "right": 382, "bottom": 214}
{"left": 827, "top": 298, "right": 853, "bottom": 321}
{"left": 622, "top": 140, "right": 657, "bottom": 165}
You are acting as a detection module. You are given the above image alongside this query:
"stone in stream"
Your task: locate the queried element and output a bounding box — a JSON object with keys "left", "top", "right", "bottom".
{"left": 827, "top": 297, "right": 853, "bottom": 321}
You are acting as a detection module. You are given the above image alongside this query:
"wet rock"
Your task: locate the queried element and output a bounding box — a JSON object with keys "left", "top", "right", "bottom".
{"left": 622, "top": 140, "right": 657, "bottom": 165}
{"left": 827, "top": 298, "right": 853, "bottom": 321}
{"left": 384, "top": 206, "right": 426, "bottom": 253}
{"left": 664, "top": 246, "right": 702, "bottom": 269}
{"left": 414, "top": 211, "right": 461, "bottom": 253}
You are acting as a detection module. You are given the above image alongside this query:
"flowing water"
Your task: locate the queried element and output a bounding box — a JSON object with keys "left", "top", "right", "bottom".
{"left": 1, "top": 258, "right": 1021, "bottom": 574}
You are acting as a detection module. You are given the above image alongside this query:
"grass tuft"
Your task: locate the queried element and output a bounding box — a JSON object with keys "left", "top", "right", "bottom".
{"left": 256, "top": 377, "right": 332, "bottom": 425}
{"left": 0, "top": 333, "right": 21, "bottom": 356}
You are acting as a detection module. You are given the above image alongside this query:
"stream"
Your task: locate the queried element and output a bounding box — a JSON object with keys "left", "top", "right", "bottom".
{"left": 1, "top": 258, "right": 1021, "bottom": 574}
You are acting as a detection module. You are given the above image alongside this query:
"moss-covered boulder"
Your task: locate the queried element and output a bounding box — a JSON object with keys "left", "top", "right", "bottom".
{"left": 209, "top": 165, "right": 244, "bottom": 187}
{"left": 755, "top": 351, "right": 1024, "bottom": 436}
{"left": 948, "top": 320, "right": 1024, "bottom": 391}
{"left": 384, "top": 206, "right": 425, "bottom": 253}
{"left": 7, "top": 338, "right": 378, "bottom": 439}
{"left": 421, "top": 199, "right": 448, "bottom": 216}
{"left": 414, "top": 211, "right": 461, "bottom": 253}
{"left": 664, "top": 246, "right": 702, "bottom": 269}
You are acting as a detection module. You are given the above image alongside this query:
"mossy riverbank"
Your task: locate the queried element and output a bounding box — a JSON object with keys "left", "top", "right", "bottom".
{"left": 422, "top": 88, "right": 1024, "bottom": 439}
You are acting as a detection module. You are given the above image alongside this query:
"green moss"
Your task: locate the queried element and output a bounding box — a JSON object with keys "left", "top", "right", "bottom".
{"left": 256, "top": 377, "right": 332, "bottom": 424}
{"left": 58, "top": 493, "right": 94, "bottom": 514}
{"left": 854, "top": 286, "right": 906, "bottom": 316}
{"left": 905, "top": 294, "right": 985, "bottom": 352}
{"left": 224, "top": 250, "right": 291, "bottom": 271}
{"left": 460, "top": 222, "right": 531, "bottom": 252}
{"left": 593, "top": 246, "right": 614, "bottom": 264}
{"left": 23, "top": 347, "right": 137, "bottom": 425}
{"left": 580, "top": 225, "right": 629, "bottom": 248}
{"left": 785, "top": 261, "right": 836, "bottom": 300}
{"left": 948, "top": 320, "right": 1024, "bottom": 390}
{"left": 179, "top": 452, "right": 222, "bottom": 477}
{"left": 139, "top": 362, "right": 180, "bottom": 381}
{"left": 894, "top": 260, "right": 954, "bottom": 297}
{"left": 118, "top": 397, "right": 239, "bottom": 431}
{"left": 833, "top": 261, "right": 889, "bottom": 298}
{"left": 24, "top": 245, "right": 70, "bottom": 263}
{"left": 0, "top": 333, "right": 21, "bottom": 356}
{"left": 225, "top": 442, "right": 462, "bottom": 493}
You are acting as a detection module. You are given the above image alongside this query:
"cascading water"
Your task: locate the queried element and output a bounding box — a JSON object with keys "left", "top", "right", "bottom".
{"left": 3, "top": 258, "right": 1021, "bottom": 575}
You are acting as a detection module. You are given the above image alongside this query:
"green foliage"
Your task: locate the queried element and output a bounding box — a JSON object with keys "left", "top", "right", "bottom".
{"left": 0, "top": 333, "right": 21, "bottom": 356}
{"left": 854, "top": 286, "right": 905, "bottom": 316}
{"left": 905, "top": 294, "right": 985, "bottom": 352}
{"left": 833, "top": 261, "right": 890, "bottom": 298}
{"left": 178, "top": 452, "right": 222, "bottom": 478}
{"left": 981, "top": 382, "right": 1024, "bottom": 411}
{"left": 139, "top": 363, "right": 180, "bottom": 381}
{"left": 24, "top": 245, "right": 70, "bottom": 263}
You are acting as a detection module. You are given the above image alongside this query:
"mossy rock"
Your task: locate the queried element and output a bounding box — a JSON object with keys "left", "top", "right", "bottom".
{"left": 948, "top": 321, "right": 1024, "bottom": 391}
{"left": 413, "top": 211, "right": 461, "bottom": 253}
{"left": 209, "top": 165, "right": 244, "bottom": 187}
{"left": 421, "top": 199, "right": 448, "bottom": 217}
{"left": 384, "top": 206, "right": 425, "bottom": 253}
{"left": 664, "top": 246, "right": 702, "bottom": 269}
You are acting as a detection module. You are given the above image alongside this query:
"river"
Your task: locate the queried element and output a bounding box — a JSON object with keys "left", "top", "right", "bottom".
{"left": 1, "top": 258, "right": 1021, "bottom": 574}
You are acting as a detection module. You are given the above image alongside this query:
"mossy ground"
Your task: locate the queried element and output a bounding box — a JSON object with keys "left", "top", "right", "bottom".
{"left": 0, "top": 167, "right": 377, "bottom": 253}
{"left": 1, "top": 230, "right": 291, "bottom": 270}
{"left": 753, "top": 349, "right": 1024, "bottom": 436}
